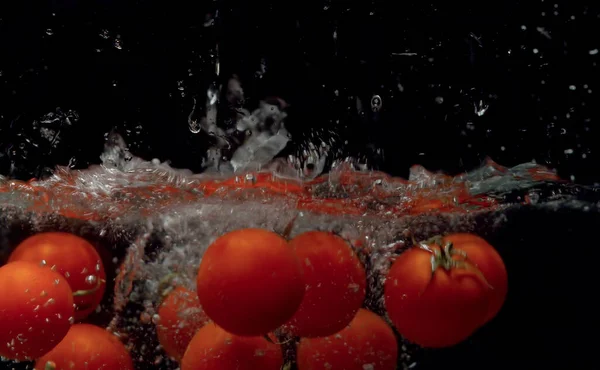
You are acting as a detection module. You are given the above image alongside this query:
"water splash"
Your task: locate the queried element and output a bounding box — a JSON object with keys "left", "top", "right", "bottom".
{"left": 1, "top": 131, "right": 598, "bottom": 370}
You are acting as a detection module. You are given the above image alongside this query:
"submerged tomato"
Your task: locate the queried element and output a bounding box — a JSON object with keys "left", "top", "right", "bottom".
{"left": 9, "top": 232, "right": 107, "bottom": 320}
{"left": 441, "top": 233, "right": 508, "bottom": 322}
{"left": 181, "top": 323, "right": 283, "bottom": 370}
{"left": 35, "top": 324, "right": 134, "bottom": 370}
{"left": 196, "top": 228, "right": 304, "bottom": 336}
{"left": 384, "top": 233, "right": 507, "bottom": 348}
{"left": 296, "top": 308, "right": 398, "bottom": 370}
{"left": 285, "top": 231, "right": 366, "bottom": 338}
{"left": 0, "top": 261, "right": 74, "bottom": 361}
{"left": 156, "top": 286, "right": 210, "bottom": 361}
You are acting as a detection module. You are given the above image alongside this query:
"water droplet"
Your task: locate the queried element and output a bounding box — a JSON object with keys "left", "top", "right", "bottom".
{"left": 40, "top": 290, "right": 48, "bottom": 297}
{"left": 85, "top": 275, "right": 97, "bottom": 285}
{"left": 140, "top": 312, "right": 151, "bottom": 324}
{"left": 44, "top": 298, "right": 55, "bottom": 307}
{"left": 45, "top": 28, "right": 53, "bottom": 36}
{"left": 39, "top": 260, "right": 47, "bottom": 267}
{"left": 370, "top": 95, "right": 382, "bottom": 112}
{"left": 68, "top": 316, "right": 75, "bottom": 324}
{"left": 347, "top": 283, "right": 360, "bottom": 293}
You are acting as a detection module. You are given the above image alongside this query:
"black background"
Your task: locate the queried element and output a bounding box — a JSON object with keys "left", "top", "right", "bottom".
{"left": 1, "top": 1, "right": 599, "bottom": 183}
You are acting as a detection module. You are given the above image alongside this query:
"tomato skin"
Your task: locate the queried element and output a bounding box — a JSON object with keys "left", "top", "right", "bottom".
{"left": 0, "top": 261, "right": 74, "bottom": 361}
{"left": 196, "top": 228, "right": 304, "bottom": 336}
{"left": 296, "top": 308, "right": 398, "bottom": 370}
{"left": 285, "top": 231, "right": 366, "bottom": 338}
{"left": 156, "top": 286, "right": 210, "bottom": 362}
{"left": 35, "top": 324, "right": 134, "bottom": 370}
{"left": 442, "top": 233, "right": 508, "bottom": 323}
{"left": 181, "top": 323, "right": 283, "bottom": 370}
{"left": 9, "top": 232, "right": 107, "bottom": 321}
{"left": 384, "top": 246, "right": 491, "bottom": 348}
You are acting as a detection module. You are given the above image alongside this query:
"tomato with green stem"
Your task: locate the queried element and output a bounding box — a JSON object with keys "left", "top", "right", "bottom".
{"left": 0, "top": 261, "right": 74, "bottom": 361}
{"left": 384, "top": 233, "right": 507, "bottom": 348}
{"left": 9, "top": 232, "right": 107, "bottom": 321}
{"left": 439, "top": 233, "right": 508, "bottom": 322}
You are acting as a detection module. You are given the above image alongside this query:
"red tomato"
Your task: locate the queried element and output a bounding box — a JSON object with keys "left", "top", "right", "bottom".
{"left": 441, "top": 233, "right": 508, "bottom": 322}
{"left": 9, "top": 232, "right": 107, "bottom": 321}
{"left": 296, "top": 308, "right": 398, "bottom": 370}
{"left": 0, "top": 261, "right": 74, "bottom": 361}
{"left": 383, "top": 233, "right": 507, "bottom": 348}
{"left": 285, "top": 231, "right": 366, "bottom": 337}
{"left": 156, "top": 286, "right": 210, "bottom": 361}
{"left": 181, "top": 323, "right": 283, "bottom": 370}
{"left": 196, "top": 228, "right": 304, "bottom": 336}
{"left": 35, "top": 324, "right": 134, "bottom": 370}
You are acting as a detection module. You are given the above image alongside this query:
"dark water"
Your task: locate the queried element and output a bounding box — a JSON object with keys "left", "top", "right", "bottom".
{"left": 1, "top": 200, "right": 598, "bottom": 370}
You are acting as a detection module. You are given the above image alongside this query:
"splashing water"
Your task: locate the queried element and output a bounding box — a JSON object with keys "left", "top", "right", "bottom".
{"left": 0, "top": 125, "right": 599, "bottom": 369}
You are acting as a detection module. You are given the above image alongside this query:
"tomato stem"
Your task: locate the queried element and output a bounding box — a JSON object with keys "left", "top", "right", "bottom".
{"left": 263, "top": 334, "right": 294, "bottom": 345}
{"left": 72, "top": 278, "right": 106, "bottom": 297}
{"left": 281, "top": 214, "right": 298, "bottom": 240}
{"left": 417, "top": 237, "right": 494, "bottom": 293}
{"left": 157, "top": 273, "right": 179, "bottom": 298}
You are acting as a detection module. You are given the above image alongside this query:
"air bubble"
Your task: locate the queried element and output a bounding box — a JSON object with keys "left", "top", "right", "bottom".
{"left": 85, "top": 275, "right": 98, "bottom": 285}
